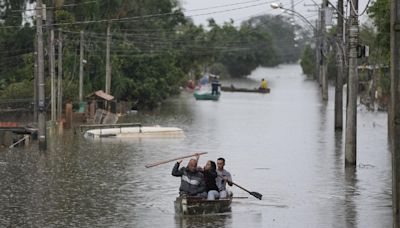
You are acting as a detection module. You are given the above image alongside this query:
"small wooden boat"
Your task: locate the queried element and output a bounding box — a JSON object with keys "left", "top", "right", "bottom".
{"left": 83, "top": 125, "right": 184, "bottom": 138}
{"left": 193, "top": 91, "right": 220, "bottom": 101}
{"left": 174, "top": 196, "right": 232, "bottom": 215}
{"left": 221, "top": 85, "right": 270, "bottom": 94}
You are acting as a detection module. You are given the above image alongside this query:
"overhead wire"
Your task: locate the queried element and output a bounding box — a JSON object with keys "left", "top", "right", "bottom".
{"left": 348, "top": 0, "right": 372, "bottom": 17}
{"left": 10, "top": 0, "right": 98, "bottom": 12}
{"left": 0, "top": 0, "right": 303, "bottom": 71}
{"left": 0, "top": 0, "right": 274, "bottom": 29}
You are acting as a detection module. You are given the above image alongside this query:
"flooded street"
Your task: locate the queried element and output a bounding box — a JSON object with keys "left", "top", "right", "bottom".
{"left": 0, "top": 64, "right": 392, "bottom": 227}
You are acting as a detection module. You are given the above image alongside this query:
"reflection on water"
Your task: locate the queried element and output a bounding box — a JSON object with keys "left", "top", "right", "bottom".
{"left": 175, "top": 214, "right": 232, "bottom": 228}
{"left": 0, "top": 64, "right": 393, "bottom": 227}
{"left": 345, "top": 166, "right": 358, "bottom": 228}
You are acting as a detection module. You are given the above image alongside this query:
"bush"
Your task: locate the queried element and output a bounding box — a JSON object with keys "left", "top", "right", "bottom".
{"left": 300, "top": 45, "right": 316, "bottom": 78}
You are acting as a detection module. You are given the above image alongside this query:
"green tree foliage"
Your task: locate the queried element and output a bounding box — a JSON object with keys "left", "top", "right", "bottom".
{"left": 300, "top": 45, "right": 316, "bottom": 78}
{"left": 0, "top": 0, "right": 35, "bottom": 79}
{"left": 243, "top": 15, "right": 303, "bottom": 63}
{"left": 365, "top": 0, "right": 390, "bottom": 95}
{"left": 207, "top": 21, "right": 279, "bottom": 77}
{"left": 367, "top": 0, "right": 390, "bottom": 62}
{"left": 0, "top": 0, "right": 305, "bottom": 109}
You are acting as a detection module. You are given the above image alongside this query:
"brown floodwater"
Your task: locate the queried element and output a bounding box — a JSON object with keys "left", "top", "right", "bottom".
{"left": 0, "top": 64, "right": 392, "bottom": 227}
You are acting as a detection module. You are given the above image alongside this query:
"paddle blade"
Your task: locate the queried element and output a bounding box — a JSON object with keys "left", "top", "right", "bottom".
{"left": 250, "top": 191, "right": 263, "bottom": 200}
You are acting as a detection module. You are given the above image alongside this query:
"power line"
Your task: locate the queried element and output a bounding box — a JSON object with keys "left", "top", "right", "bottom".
{"left": 10, "top": 0, "right": 97, "bottom": 12}
{"left": 0, "top": 1, "right": 272, "bottom": 29}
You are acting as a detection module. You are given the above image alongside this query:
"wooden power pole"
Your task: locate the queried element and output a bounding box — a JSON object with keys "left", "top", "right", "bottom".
{"left": 335, "top": 0, "right": 344, "bottom": 130}
{"left": 316, "top": 16, "right": 320, "bottom": 82}
{"left": 321, "top": 0, "right": 328, "bottom": 101}
{"left": 48, "top": 2, "right": 56, "bottom": 123}
{"left": 79, "top": 30, "right": 84, "bottom": 102}
{"left": 36, "top": 0, "right": 46, "bottom": 150}
{"left": 390, "top": 0, "right": 400, "bottom": 223}
{"left": 57, "top": 29, "right": 63, "bottom": 121}
{"left": 345, "top": 0, "right": 358, "bottom": 166}
{"left": 34, "top": 36, "right": 38, "bottom": 122}
{"left": 105, "top": 22, "right": 111, "bottom": 95}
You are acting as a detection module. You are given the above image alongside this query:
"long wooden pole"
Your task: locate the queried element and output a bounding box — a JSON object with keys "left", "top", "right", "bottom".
{"left": 105, "top": 22, "right": 111, "bottom": 95}
{"left": 145, "top": 152, "right": 207, "bottom": 168}
{"left": 334, "top": 0, "right": 344, "bottom": 130}
{"left": 48, "top": 0, "right": 56, "bottom": 122}
{"left": 33, "top": 35, "right": 38, "bottom": 122}
{"left": 391, "top": 0, "right": 400, "bottom": 223}
{"left": 49, "top": 29, "right": 56, "bottom": 122}
{"left": 36, "top": 0, "right": 46, "bottom": 150}
{"left": 345, "top": 0, "right": 358, "bottom": 166}
{"left": 57, "top": 29, "right": 63, "bottom": 121}
{"left": 79, "top": 30, "right": 84, "bottom": 102}
{"left": 321, "top": 0, "right": 328, "bottom": 101}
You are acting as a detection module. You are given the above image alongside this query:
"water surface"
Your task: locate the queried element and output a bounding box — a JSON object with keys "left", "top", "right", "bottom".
{"left": 0, "top": 64, "right": 392, "bottom": 227}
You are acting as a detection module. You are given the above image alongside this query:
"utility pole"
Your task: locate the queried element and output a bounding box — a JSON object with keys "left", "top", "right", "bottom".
{"left": 33, "top": 36, "right": 38, "bottom": 122}
{"left": 345, "top": 0, "right": 358, "bottom": 166}
{"left": 105, "top": 22, "right": 112, "bottom": 95}
{"left": 317, "top": 8, "right": 322, "bottom": 86}
{"left": 390, "top": 0, "right": 400, "bottom": 224}
{"left": 334, "top": 0, "right": 344, "bottom": 130}
{"left": 48, "top": 1, "right": 56, "bottom": 122}
{"left": 36, "top": 0, "right": 46, "bottom": 150}
{"left": 321, "top": 0, "right": 328, "bottom": 101}
{"left": 57, "top": 29, "right": 63, "bottom": 121}
{"left": 79, "top": 30, "right": 84, "bottom": 102}
{"left": 316, "top": 15, "right": 320, "bottom": 82}
{"left": 291, "top": 0, "right": 295, "bottom": 23}
{"left": 390, "top": 1, "right": 398, "bottom": 142}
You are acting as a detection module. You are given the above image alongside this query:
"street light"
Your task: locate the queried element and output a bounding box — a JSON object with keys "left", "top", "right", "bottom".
{"left": 270, "top": 2, "right": 316, "bottom": 31}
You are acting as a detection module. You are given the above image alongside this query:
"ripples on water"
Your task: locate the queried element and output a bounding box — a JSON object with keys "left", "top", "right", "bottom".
{"left": 0, "top": 64, "right": 392, "bottom": 227}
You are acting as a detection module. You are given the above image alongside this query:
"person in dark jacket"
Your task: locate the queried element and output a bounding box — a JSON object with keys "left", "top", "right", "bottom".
{"left": 172, "top": 158, "right": 207, "bottom": 198}
{"left": 202, "top": 160, "right": 220, "bottom": 200}
{"left": 211, "top": 76, "right": 221, "bottom": 95}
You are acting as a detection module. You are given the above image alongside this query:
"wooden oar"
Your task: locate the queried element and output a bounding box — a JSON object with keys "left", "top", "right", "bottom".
{"left": 231, "top": 181, "right": 263, "bottom": 200}
{"left": 218, "top": 175, "right": 262, "bottom": 200}
{"left": 145, "top": 152, "right": 207, "bottom": 168}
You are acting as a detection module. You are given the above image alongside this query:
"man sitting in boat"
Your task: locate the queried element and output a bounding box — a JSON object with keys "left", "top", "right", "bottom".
{"left": 259, "top": 78, "right": 268, "bottom": 90}
{"left": 201, "top": 161, "right": 220, "bottom": 200}
{"left": 172, "top": 158, "right": 207, "bottom": 198}
{"left": 216, "top": 158, "right": 233, "bottom": 198}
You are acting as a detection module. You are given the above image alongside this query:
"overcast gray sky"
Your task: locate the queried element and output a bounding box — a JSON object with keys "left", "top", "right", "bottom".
{"left": 180, "top": 0, "right": 372, "bottom": 28}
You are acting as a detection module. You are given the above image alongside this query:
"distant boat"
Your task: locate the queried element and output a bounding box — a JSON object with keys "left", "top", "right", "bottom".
{"left": 174, "top": 196, "right": 232, "bottom": 215}
{"left": 83, "top": 125, "right": 184, "bottom": 138}
{"left": 193, "top": 91, "right": 220, "bottom": 100}
{"left": 221, "top": 85, "right": 270, "bottom": 94}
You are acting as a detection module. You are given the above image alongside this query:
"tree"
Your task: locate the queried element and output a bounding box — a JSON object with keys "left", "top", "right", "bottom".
{"left": 367, "top": 0, "right": 390, "bottom": 62}
{"left": 300, "top": 45, "right": 316, "bottom": 78}
{"left": 0, "top": 1, "right": 305, "bottom": 109}
{"left": 243, "top": 15, "right": 303, "bottom": 63}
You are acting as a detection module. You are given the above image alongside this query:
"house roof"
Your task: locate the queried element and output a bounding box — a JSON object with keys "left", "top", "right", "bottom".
{"left": 87, "top": 90, "right": 114, "bottom": 101}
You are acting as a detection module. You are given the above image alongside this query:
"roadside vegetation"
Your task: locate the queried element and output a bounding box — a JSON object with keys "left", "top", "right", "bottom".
{"left": 0, "top": 0, "right": 307, "bottom": 109}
